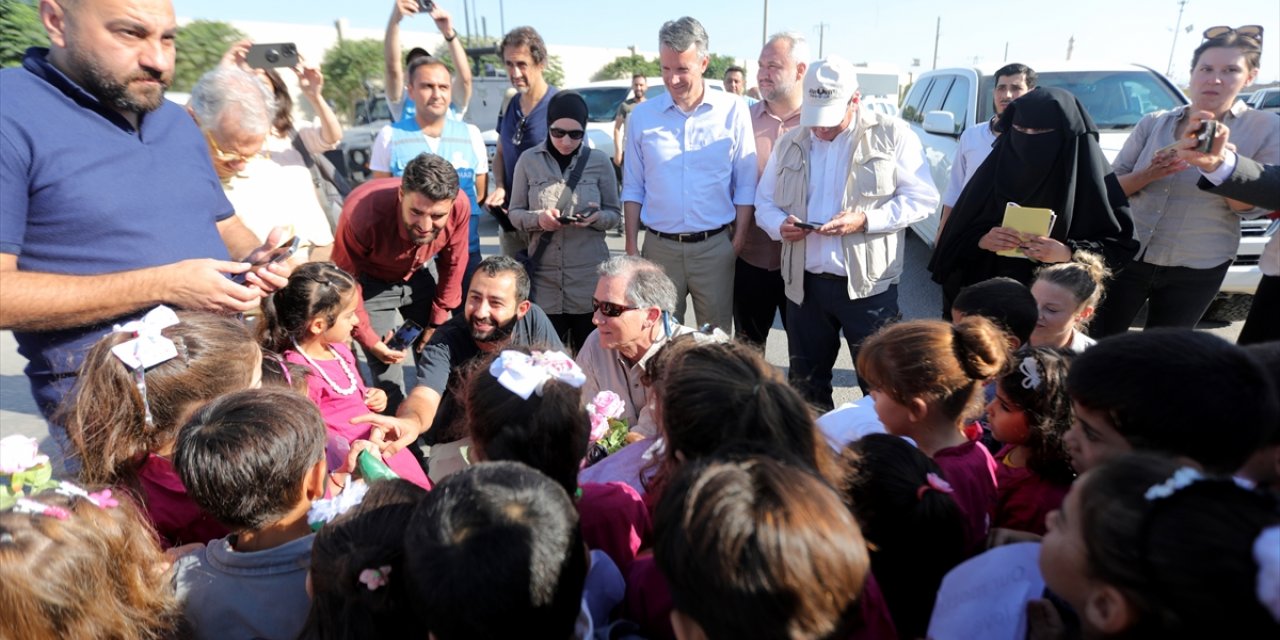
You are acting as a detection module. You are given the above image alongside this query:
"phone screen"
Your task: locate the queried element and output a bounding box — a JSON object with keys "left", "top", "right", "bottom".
{"left": 387, "top": 320, "right": 424, "bottom": 351}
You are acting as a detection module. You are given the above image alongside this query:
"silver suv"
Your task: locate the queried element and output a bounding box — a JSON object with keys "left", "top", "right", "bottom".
{"left": 902, "top": 62, "right": 1275, "bottom": 320}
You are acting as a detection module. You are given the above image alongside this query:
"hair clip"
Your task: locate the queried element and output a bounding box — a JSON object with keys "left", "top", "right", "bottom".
{"left": 1018, "top": 356, "right": 1042, "bottom": 390}
{"left": 54, "top": 482, "right": 118, "bottom": 509}
{"left": 1144, "top": 467, "right": 1203, "bottom": 501}
{"left": 917, "top": 472, "right": 954, "bottom": 500}
{"left": 111, "top": 305, "right": 182, "bottom": 428}
{"left": 0, "top": 532, "right": 14, "bottom": 544}
{"left": 13, "top": 498, "right": 70, "bottom": 520}
{"left": 489, "top": 350, "right": 586, "bottom": 400}
{"left": 358, "top": 565, "right": 391, "bottom": 591}
{"left": 1255, "top": 526, "right": 1280, "bottom": 622}
{"left": 307, "top": 479, "right": 369, "bottom": 531}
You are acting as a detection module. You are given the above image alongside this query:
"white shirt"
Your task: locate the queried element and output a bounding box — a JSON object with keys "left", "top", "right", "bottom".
{"left": 224, "top": 129, "right": 336, "bottom": 258}
{"left": 621, "top": 87, "right": 757, "bottom": 233}
{"left": 942, "top": 120, "right": 999, "bottom": 208}
{"left": 754, "top": 117, "right": 938, "bottom": 276}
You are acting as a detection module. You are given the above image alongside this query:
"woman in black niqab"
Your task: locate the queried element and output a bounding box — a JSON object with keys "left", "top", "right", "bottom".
{"left": 928, "top": 86, "right": 1138, "bottom": 316}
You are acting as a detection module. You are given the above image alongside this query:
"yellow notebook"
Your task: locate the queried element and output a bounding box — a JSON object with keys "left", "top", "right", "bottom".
{"left": 998, "top": 203, "right": 1058, "bottom": 259}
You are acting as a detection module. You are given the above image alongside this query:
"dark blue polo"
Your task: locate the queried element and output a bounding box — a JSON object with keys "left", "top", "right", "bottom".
{"left": 0, "top": 48, "right": 234, "bottom": 415}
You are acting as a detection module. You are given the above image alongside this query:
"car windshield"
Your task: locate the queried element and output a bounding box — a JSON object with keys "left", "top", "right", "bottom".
{"left": 572, "top": 87, "right": 632, "bottom": 122}
{"left": 976, "top": 70, "right": 1185, "bottom": 129}
{"left": 1261, "top": 91, "right": 1280, "bottom": 108}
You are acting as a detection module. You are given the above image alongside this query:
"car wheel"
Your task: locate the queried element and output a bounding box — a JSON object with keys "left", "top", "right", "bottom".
{"left": 1202, "top": 293, "right": 1254, "bottom": 323}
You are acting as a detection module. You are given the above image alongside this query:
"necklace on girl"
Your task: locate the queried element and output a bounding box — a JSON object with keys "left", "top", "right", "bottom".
{"left": 291, "top": 339, "right": 359, "bottom": 396}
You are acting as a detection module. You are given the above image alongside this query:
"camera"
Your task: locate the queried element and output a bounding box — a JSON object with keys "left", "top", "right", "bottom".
{"left": 246, "top": 43, "right": 300, "bottom": 69}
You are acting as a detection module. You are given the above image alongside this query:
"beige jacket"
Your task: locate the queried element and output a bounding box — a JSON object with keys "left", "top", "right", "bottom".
{"left": 770, "top": 110, "right": 913, "bottom": 304}
{"left": 509, "top": 144, "right": 621, "bottom": 314}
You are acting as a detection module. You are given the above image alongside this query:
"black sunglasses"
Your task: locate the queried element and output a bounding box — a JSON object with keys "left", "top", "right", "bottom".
{"left": 549, "top": 127, "right": 585, "bottom": 140}
{"left": 1203, "top": 25, "right": 1263, "bottom": 45}
{"left": 511, "top": 115, "right": 529, "bottom": 146}
{"left": 591, "top": 298, "right": 640, "bottom": 318}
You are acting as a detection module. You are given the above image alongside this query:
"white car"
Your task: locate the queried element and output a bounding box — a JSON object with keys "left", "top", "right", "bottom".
{"left": 902, "top": 61, "right": 1275, "bottom": 318}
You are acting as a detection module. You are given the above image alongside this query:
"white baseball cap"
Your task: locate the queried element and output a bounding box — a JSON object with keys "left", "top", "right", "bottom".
{"left": 801, "top": 55, "right": 859, "bottom": 127}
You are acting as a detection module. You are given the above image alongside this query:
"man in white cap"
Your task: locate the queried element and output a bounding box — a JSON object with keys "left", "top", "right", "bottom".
{"left": 754, "top": 55, "right": 938, "bottom": 410}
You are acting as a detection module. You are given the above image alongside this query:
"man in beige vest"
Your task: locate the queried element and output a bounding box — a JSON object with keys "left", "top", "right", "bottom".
{"left": 754, "top": 56, "right": 938, "bottom": 409}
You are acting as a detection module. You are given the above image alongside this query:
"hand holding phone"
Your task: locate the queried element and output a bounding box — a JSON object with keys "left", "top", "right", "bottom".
{"left": 793, "top": 221, "right": 819, "bottom": 231}
{"left": 1191, "top": 120, "right": 1217, "bottom": 154}
{"left": 386, "top": 320, "right": 424, "bottom": 352}
{"left": 245, "top": 43, "right": 299, "bottom": 69}
{"left": 232, "top": 236, "right": 299, "bottom": 284}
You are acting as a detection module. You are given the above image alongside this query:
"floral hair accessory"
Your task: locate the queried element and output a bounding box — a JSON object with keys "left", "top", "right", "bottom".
{"left": 358, "top": 565, "right": 391, "bottom": 591}
{"left": 1255, "top": 526, "right": 1280, "bottom": 622}
{"left": 0, "top": 435, "right": 49, "bottom": 475}
{"left": 489, "top": 350, "right": 586, "bottom": 400}
{"left": 0, "top": 437, "right": 57, "bottom": 510}
{"left": 13, "top": 498, "right": 70, "bottom": 520}
{"left": 917, "top": 472, "right": 955, "bottom": 500}
{"left": 111, "top": 305, "right": 181, "bottom": 428}
{"left": 53, "top": 482, "right": 117, "bottom": 509}
{"left": 584, "top": 391, "right": 631, "bottom": 464}
{"left": 1143, "top": 466, "right": 1203, "bottom": 501}
{"left": 1018, "top": 356, "right": 1042, "bottom": 390}
{"left": 308, "top": 479, "right": 369, "bottom": 531}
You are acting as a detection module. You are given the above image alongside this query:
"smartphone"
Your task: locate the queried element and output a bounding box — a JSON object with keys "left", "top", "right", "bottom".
{"left": 232, "top": 236, "right": 299, "bottom": 284}
{"left": 245, "top": 43, "right": 299, "bottom": 69}
{"left": 793, "top": 221, "right": 819, "bottom": 230}
{"left": 1192, "top": 120, "right": 1217, "bottom": 154}
{"left": 386, "top": 320, "right": 424, "bottom": 352}
{"left": 556, "top": 214, "right": 582, "bottom": 224}
{"left": 417, "top": 0, "right": 435, "bottom": 12}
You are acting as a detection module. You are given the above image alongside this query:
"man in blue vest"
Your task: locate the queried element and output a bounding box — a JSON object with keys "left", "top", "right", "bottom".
{"left": 370, "top": 57, "right": 488, "bottom": 291}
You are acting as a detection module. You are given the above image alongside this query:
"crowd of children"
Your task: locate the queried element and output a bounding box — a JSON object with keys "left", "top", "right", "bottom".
{"left": 2, "top": 252, "right": 1278, "bottom": 640}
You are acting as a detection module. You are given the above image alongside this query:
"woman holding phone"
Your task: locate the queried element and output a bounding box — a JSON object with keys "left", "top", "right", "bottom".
{"left": 1092, "top": 27, "right": 1279, "bottom": 336}
{"left": 508, "top": 92, "right": 621, "bottom": 352}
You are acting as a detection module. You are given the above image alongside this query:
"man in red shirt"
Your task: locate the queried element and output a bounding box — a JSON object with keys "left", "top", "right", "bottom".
{"left": 332, "top": 152, "right": 469, "bottom": 412}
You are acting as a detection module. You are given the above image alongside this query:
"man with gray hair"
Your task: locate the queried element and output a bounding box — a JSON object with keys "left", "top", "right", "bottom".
{"left": 754, "top": 56, "right": 938, "bottom": 410}
{"left": 190, "top": 67, "right": 334, "bottom": 262}
{"left": 735, "top": 31, "right": 809, "bottom": 347}
{"left": 576, "top": 255, "right": 702, "bottom": 438}
{"left": 622, "top": 16, "right": 757, "bottom": 332}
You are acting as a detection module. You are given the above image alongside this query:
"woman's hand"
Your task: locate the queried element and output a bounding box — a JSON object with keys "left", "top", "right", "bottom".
{"left": 294, "top": 63, "right": 325, "bottom": 100}
{"left": 1142, "top": 149, "right": 1189, "bottom": 181}
{"left": 220, "top": 39, "right": 253, "bottom": 70}
{"left": 537, "top": 208, "right": 564, "bottom": 232}
{"left": 977, "top": 226, "right": 1025, "bottom": 253}
{"left": 572, "top": 201, "right": 601, "bottom": 228}
{"left": 1024, "top": 236, "right": 1072, "bottom": 263}
{"left": 364, "top": 388, "right": 388, "bottom": 413}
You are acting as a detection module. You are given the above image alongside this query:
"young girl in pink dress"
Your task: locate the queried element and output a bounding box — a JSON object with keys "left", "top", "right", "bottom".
{"left": 259, "top": 263, "right": 430, "bottom": 489}
{"left": 986, "top": 347, "right": 1075, "bottom": 535}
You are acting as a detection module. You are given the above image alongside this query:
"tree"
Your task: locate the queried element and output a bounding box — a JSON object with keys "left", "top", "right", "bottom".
{"left": 592, "top": 54, "right": 659, "bottom": 82}
{"left": 321, "top": 38, "right": 384, "bottom": 121}
{"left": 0, "top": 0, "right": 46, "bottom": 68}
{"left": 703, "top": 53, "right": 739, "bottom": 81}
{"left": 172, "top": 20, "right": 244, "bottom": 92}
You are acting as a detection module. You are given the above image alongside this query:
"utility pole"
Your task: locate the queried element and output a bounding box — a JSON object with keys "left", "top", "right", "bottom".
{"left": 1003, "top": 42, "right": 1009, "bottom": 62}
{"left": 462, "top": 1, "right": 471, "bottom": 40}
{"left": 816, "top": 22, "right": 829, "bottom": 58}
{"left": 1166, "top": 0, "right": 1189, "bottom": 76}
{"left": 1066, "top": 35, "right": 1074, "bottom": 61}
{"left": 932, "top": 17, "right": 940, "bottom": 70}
{"left": 763, "top": 0, "right": 769, "bottom": 47}
{"left": 500, "top": 0, "right": 505, "bottom": 35}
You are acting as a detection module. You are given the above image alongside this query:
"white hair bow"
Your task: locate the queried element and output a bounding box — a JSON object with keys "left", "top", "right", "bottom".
{"left": 489, "top": 350, "right": 586, "bottom": 400}
{"left": 110, "top": 305, "right": 181, "bottom": 427}
{"left": 1018, "top": 356, "right": 1042, "bottom": 390}
{"left": 1255, "top": 526, "right": 1280, "bottom": 622}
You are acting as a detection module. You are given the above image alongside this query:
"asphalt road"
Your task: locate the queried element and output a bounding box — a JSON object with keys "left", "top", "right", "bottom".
{"left": 0, "top": 214, "right": 1244, "bottom": 461}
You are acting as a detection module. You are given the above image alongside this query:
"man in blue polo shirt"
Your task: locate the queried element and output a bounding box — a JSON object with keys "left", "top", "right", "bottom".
{"left": 0, "top": 0, "right": 287, "bottom": 466}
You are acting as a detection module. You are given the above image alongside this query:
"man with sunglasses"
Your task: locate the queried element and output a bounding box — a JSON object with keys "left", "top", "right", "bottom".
{"left": 0, "top": 0, "right": 290, "bottom": 470}
{"left": 576, "top": 256, "right": 702, "bottom": 439}
{"left": 485, "top": 26, "right": 558, "bottom": 258}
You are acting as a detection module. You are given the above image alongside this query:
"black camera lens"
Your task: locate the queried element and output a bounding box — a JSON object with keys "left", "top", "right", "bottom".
{"left": 265, "top": 49, "right": 279, "bottom": 63}
{"left": 282, "top": 44, "right": 297, "bottom": 57}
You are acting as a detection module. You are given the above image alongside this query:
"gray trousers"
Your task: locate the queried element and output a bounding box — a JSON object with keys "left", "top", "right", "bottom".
{"left": 357, "top": 268, "right": 437, "bottom": 414}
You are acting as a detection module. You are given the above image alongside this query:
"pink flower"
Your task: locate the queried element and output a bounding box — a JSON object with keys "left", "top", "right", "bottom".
{"left": 590, "top": 391, "right": 626, "bottom": 420}
{"left": 589, "top": 412, "right": 610, "bottom": 443}
{"left": 0, "top": 435, "right": 48, "bottom": 474}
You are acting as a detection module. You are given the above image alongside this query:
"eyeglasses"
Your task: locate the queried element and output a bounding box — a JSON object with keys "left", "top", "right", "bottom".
{"left": 1202, "top": 25, "right": 1263, "bottom": 46}
{"left": 591, "top": 298, "right": 640, "bottom": 318}
{"left": 549, "top": 127, "right": 585, "bottom": 140}
{"left": 511, "top": 115, "right": 529, "bottom": 146}
{"left": 203, "top": 129, "right": 257, "bottom": 165}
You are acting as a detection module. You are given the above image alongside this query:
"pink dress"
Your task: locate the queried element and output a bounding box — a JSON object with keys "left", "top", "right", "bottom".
{"left": 136, "top": 454, "right": 229, "bottom": 548}
{"left": 285, "top": 343, "right": 431, "bottom": 489}
{"left": 993, "top": 444, "right": 1070, "bottom": 536}
{"left": 578, "top": 481, "right": 652, "bottom": 574}
{"left": 933, "top": 429, "right": 999, "bottom": 557}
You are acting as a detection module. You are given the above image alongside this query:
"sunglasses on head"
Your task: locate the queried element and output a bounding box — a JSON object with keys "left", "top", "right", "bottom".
{"left": 549, "top": 127, "right": 585, "bottom": 140}
{"left": 1203, "top": 25, "right": 1263, "bottom": 45}
{"left": 591, "top": 298, "right": 640, "bottom": 318}
{"left": 511, "top": 115, "right": 529, "bottom": 146}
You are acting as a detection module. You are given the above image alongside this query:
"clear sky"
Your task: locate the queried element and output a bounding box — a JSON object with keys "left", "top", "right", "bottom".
{"left": 176, "top": 0, "right": 1280, "bottom": 85}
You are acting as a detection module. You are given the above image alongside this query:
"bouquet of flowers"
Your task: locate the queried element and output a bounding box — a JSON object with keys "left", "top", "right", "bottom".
{"left": 0, "top": 435, "right": 58, "bottom": 509}
{"left": 585, "top": 391, "right": 629, "bottom": 465}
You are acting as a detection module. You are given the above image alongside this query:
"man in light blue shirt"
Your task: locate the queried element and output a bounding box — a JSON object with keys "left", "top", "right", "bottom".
{"left": 622, "top": 16, "right": 757, "bottom": 331}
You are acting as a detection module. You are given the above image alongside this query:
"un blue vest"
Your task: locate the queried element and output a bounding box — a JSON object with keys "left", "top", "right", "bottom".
{"left": 387, "top": 118, "right": 481, "bottom": 254}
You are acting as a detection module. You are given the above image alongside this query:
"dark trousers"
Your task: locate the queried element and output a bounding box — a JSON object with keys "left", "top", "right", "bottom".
{"left": 732, "top": 258, "right": 787, "bottom": 346}
{"left": 1239, "top": 274, "right": 1280, "bottom": 345}
{"left": 548, "top": 313, "right": 596, "bottom": 354}
{"left": 357, "top": 268, "right": 437, "bottom": 414}
{"left": 1092, "top": 259, "right": 1231, "bottom": 337}
{"left": 786, "top": 276, "right": 900, "bottom": 411}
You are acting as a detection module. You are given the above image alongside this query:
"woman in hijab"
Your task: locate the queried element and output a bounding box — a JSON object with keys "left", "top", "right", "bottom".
{"left": 929, "top": 86, "right": 1138, "bottom": 317}
{"left": 508, "top": 91, "right": 621, "bottom": 352}
{"left": 1092, "top": 29, "right": 1277, "bottom": 336}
